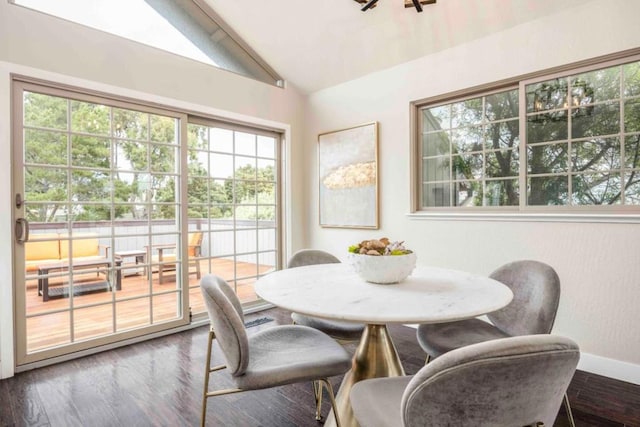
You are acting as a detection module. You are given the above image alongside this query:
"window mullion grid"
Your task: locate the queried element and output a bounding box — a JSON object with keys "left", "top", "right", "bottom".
{"left": 206, "top": 128, "right": 212, "bottom": 280}
{"left": 232, "top": 131, "right": 238, "bottom": 293}
{"left": 482, "top": 97, "right": 488, "bottom": 207}
{"left": 620, "top": 67, "right": 626, "bottom": 204}
{"left": 448, "top": 107, "right": 453, "bottom": 207}
{"left": 65, "top": 98, "right": 76, "bottom": 342}
{"left": 109, "top": 106, "right": 117, "bottom": 334}
{"left": 146, "top": 113, "right": 153, "bottom": 299}
{"left": 275, "top": 135, "right": 282, "bottom": 271}
{"left": 418, "top": 54, "right": 640, "bottom": 212}
{"left": 253, "top": 133, "right": 259, "bottom": 278}
{"left": 178, "top": 114, "right": 189, "bottom": 322}
{"left": 567, "top": 79, "right": 574, "bottom": 207}
{"left": 17, "top": 80, "right": 283, "bottom": 363}
{"left": 418, "top": 112, "right": 424, "bottom": 208}
{"left": 147, "top": 114, "right": 154, "bottom": 326}
{"left": 519, "top": 81, "right": 528, "bottom": 210}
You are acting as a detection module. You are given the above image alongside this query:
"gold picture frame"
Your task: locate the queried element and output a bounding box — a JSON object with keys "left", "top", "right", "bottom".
{"left": 318, "top": 122, "right": 379, "bottom": 229}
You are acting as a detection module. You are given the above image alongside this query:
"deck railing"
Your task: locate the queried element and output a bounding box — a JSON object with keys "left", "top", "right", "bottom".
{"left": 27, "top": 219, "right": 277, "bottom": 266}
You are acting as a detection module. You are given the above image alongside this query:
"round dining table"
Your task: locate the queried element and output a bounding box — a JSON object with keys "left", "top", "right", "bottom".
{"left": 254, "top": 263, "right": 513, "bottom": 427}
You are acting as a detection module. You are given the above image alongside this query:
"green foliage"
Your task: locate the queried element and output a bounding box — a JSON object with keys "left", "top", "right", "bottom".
{"left": 234, "top": 191, "right": 276, "bottom": 220}
{"left": 224, "top": 164, "right": 275, "bottom": 203}
{"left": 423, "top": 61, "right": 640, "bottom": 207}
{"left": 24, "top": 92, "right": 67, "bottom": 130}
{"left": 188, "top": 125, "right": 208, "bottom": 150}
{"left": 22, "top": 92, "right": 277, "bottom": 224}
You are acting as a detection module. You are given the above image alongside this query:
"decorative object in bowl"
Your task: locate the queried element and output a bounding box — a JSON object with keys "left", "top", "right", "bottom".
{"left": 348, "top": 238, "right": 416, "bottom": 284}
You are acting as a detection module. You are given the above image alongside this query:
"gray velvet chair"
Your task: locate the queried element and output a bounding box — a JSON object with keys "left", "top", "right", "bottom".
{"left": 288, "top": 249, "right": 365, "bottom": 341}
{"left": 200, "top": 274, "right": 351, "bottom": 427}
{"left": 350, "top": 334, "right": 580, "bottom": 427}
{"left": 416, "top": 260, "right": 575, "bottom": 426}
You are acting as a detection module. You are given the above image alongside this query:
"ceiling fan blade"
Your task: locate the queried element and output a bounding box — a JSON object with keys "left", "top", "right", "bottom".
{"left": 361, "top": 0, "right": 379, "bottom": 11}
{"left": 404, "top": 0, "right": 436, "bottom": 9}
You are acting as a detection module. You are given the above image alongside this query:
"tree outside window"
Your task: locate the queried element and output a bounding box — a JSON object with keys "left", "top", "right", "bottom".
{"left": 418, "top": 57, "right": 640, "bottom": 210}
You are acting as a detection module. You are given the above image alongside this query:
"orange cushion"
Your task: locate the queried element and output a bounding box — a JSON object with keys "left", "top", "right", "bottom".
{"left": 25, "top": 234, "right": 60, "bottom": 261}
{"left": 188, "top": 232, "right": 202, "bottom": 246}
{"left": 188, "top": 232, "right": 202, "bottom": 257}
{"left": 59, "top": 233, "right": 100, "bottom": 259}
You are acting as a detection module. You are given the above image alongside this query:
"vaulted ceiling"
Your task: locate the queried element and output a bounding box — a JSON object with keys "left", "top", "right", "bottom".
{"left": 204, "top": 0, "right": 589, "bottom": 94}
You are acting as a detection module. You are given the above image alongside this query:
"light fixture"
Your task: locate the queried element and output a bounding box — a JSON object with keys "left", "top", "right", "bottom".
{"left": 353, "top": 0, "right": 436, "bottom": 12}
{"left": 530, "top": 79, "right": 594, "bottom": 123}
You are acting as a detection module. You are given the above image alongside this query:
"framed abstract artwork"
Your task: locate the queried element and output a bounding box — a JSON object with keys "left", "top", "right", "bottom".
{"left": 318, "top": 122, "right": 379, "bottom": 228}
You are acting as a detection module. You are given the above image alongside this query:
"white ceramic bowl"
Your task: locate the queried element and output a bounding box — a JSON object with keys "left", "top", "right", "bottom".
{"left": 348, "top": 252, "right": 417, "bottom": 284}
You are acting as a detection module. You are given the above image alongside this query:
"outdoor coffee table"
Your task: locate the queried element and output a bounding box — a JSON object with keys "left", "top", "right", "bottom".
{"left": 38, "top": 258, "right": 122, "bottom": 301}
{"left": 115, "top": 249, "right": 147, "bottom": 277}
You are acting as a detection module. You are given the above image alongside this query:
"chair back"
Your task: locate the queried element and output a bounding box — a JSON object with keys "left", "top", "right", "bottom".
{"left": 188, "top": 231, "right": 203, "bottom": 257}
{"left": 488, "top": 260, "right": 560, "bottom": 336}
{"left": 200, "top": 275, "right": 248, "bottom": 376}
{"left": 287, "top": 249, "right": 340, "bottom": 268}
{"left": 401, "top": 335, "right": 579, "bottom": 427}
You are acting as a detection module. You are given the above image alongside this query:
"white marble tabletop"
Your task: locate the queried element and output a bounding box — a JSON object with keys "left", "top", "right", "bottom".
{"left": 255, "top": 264, "right": 513, "bottom": 324}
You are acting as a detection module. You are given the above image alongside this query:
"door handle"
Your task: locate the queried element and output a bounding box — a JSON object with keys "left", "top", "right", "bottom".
{"left": 15, "top": 218, "right": 29, "bottom": 244}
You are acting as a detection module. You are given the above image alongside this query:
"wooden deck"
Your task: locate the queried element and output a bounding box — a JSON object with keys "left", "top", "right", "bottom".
{"left": 24, "top": 259, "right": 272, "bottom": 353}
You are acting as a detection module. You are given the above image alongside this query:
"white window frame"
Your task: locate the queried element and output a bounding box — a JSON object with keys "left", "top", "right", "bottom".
{"left": 410, "top": 48, "right": 640, "bottom": 223}
{"left": 185, "top": 117, "right": 283, "bottom": 314}
{"left": 7, "top": 70, "right": 288, "bottom": 372}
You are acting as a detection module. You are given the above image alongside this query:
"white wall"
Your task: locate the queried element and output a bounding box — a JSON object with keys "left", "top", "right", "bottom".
{"left": 0, "top": 1, "right": 307, "bottom": 378}
{"left": 3, "top": 0, "right": 640, "bottom": 385}
{"left": 305, "top": 0, "right": 640, "bottom": 383}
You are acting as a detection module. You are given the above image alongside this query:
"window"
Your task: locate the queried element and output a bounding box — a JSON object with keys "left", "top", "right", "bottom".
{"left": 13, "top": 77, "right": 283, "bottom": 366}
{"left": 415, "top": 54, "right": 640, "bottom": 212}
{"left": 420, "top": 88, "right": 519, "bottom": 207}
{"left": 186, "top": 120, "right": 280, "bottom": 308}
{"left": 11, "top": 0, "right": 283, "bottom": 87}
{"left": 526, "top": 63, "right": 640, "bottom": 206}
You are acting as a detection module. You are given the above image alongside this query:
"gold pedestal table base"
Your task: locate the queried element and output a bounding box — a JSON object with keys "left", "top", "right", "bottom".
{"left": 324, "top": 324, "right": 405, "bottom": 427}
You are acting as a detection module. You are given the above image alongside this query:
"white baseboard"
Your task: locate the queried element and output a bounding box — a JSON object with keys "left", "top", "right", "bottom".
{"left": 403, "top": 324, "right": 640, "bottom": 385}
{"left": 578, "top": 352, "right": 640, "bottom": 385}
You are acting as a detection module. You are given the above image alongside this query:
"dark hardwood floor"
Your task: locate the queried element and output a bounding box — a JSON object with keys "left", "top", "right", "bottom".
{"left": 1, "top": 308, "right": 639, "bottom": 426}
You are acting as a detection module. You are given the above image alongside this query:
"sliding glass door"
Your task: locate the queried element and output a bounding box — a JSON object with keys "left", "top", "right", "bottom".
{"left": 186, "top": 119, "right": 281, "bottom": 316}
{"left": 12, "top": 78, "right": 283, "bottom": 367}
{"left": 13, "top": 80, "right": 188, "bottom": 366}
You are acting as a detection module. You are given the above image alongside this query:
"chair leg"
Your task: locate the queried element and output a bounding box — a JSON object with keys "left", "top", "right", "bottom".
{"left": 312, "top": 380, "right": 323, "bottom": 421}
{"left": 563, "top": 392, "right": 576, "bottom": 427}
{"left": 201, "top": 329, "right": 215, "bottom": 427}
{"left": 318, "top": 378, "right": 341, "bottom": 427}
{"left": 188, "top": 257, "right": 201, "bottom": 279}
